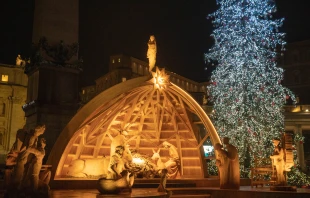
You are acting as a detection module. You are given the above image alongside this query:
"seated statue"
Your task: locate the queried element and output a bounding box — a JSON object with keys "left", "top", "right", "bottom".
{"left": 97, "top": 145, "right": 134, "bottom": 194}
{"left": 162, "top": 141, "right": 180, "bottom": 179}
{"left": 97, "top": 170, "right": 133, "bottom": 194}
{"left": 4, "top": 126, "right": 28, "bottom": 188}
{"left": 21, "top": 138, "right": 47, "bottom": 192}
{"left": 12, "top": 124, "right": 45, "bottom": 187}
{"left": 5, "top": 125, "right": 50, "bottom": 197}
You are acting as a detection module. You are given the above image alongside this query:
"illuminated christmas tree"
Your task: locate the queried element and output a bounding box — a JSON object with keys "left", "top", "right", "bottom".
{"left": 205, "top": 0, "right": 296, "bottom": 170}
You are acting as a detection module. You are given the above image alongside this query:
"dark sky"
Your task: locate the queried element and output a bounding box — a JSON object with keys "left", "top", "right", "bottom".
{"left": 1, "top": 0, "right": 310, "bottom": 86}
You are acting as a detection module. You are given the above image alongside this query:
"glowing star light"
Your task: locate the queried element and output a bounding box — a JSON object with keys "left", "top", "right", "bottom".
{"left": 151, "top": 67, "right": 170, "bottom": 89}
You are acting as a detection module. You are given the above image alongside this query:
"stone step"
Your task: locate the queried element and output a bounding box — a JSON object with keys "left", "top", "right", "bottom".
{"left": 167, "top": 188, "right": 212, "bottom": 197}
{"left": 170, "top": 195, "right": 211, "bottom": 198}
{"left": 133, "top": 182, "right": 196, "bottom": 188}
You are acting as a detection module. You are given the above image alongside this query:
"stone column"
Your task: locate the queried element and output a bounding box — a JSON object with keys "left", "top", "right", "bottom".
{"left": 32, "top": 0, "right": 79, "bottom": 47}
{"left": 24, "top": 0, "right": 80, "bottom": 163}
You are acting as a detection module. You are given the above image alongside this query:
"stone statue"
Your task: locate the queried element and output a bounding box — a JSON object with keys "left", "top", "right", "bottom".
{"left": 22, "top": 138, "right": 47, "bottom": 191}
{"left": 214, "top": 143, "right": 229, "bottom": 188}
{"left": 108, "top": 130, "right": 129, "bottom": 178}
{"left": 151, "top": 149, "right": 166, "bottom": 171}
{"left": 4, "top": 126, "right": 28, "bottom": 188}
{"left": 5, "top": 125, "right": 49, "bottom": 198}
{"left": 157, "top": 168, "right": 168, "bottom": 192}
{"left": 16, "top": 54, "right": 23, "bottom": 66}
{"left": 110, "top": 130, "right": 128, "bottom": 159}
{"left": 203, "top": 95, "right": 208, "bottom": 105}
{"left": 147, "top": 35, "right": 157, "bottom": 72}
{"left": 223, "top": 137, "right": 240, "bottom": 189}
{"left": 214, "top": 137, "right": 240, "bottom": 189}
{"left": 11, "top": 124, "right": 46, "bottom": 187}
{"left": 67, "top": 157, "right": 109, "bottom": 178}
{"left": 97, "top": 170, "right": 133, "bottom": 194}
{"left": 162, "top": 141, "right": 180, "bottom": 179}
{"left": 16, "top": 54, "right": 27, "bottom": 66}
{"left": 39, "top": 168, "right": 51, "bottom": 186}
{"left": 109, "top": 145, "right": 127, "bottom": 179}
{"left": 270, "top": 139, "right": 286, "bottom": 185}
{"left": 97, "top": 145, "right": 134, "bottom": 194}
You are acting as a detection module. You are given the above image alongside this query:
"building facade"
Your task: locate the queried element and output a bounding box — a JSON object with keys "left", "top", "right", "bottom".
{"left": 279, "top": 40, "right": 310, "bottom": 172}
{"left": 80, "top": 54, "right": 208, "bottom": 105}
{"left": 0, "top": 63, "right": 27, "bottom": 164}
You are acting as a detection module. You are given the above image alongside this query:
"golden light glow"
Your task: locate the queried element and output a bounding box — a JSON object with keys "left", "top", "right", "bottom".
{"left": 132, "top": 157, "right": 145, "bottom": 166}
{"left": 151, "top": 67, "right": 170, "bottom": 89}
{"left": 291, "top": 106, "right": 301, "bottom": 112}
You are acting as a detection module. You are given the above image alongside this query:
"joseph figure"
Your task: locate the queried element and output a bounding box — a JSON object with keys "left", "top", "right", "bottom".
{"left": 223, "top": 137, "right": 240, "bottom": 189}
{"left": 214, "top": 143, "right": 229, "bottom": 188}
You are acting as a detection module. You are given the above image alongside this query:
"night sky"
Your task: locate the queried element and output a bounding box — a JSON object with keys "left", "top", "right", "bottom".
{"left": 1, "top": 0, "right": 310, "bottom": 86}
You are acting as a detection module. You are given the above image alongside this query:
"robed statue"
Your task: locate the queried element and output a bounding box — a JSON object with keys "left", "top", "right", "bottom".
{"left": 147, "top": 35, "right": 157, "bottom": 72}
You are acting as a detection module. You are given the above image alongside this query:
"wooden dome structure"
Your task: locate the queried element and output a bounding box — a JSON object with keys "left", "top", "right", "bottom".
{"left": 48, "top": 69, "right": 221, "bottom": 179}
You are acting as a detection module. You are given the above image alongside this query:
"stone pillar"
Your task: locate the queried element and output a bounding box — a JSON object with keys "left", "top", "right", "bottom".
{"left": 294, "top": 125, "right": 306, "bottom": 171}
{"left": 24, "top": 0, "right": 80, "bottom": 162}
{"left": 32, "top": 0, "right": 79, "bottom": 47}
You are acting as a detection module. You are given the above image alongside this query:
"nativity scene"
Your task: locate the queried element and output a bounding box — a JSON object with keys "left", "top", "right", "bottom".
{"left": 47, "top": 35, "right": 221, "bottom": 194}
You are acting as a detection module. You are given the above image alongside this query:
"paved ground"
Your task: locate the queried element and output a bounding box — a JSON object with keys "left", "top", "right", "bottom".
{"left": 0, "top": 188, "right": 168, "bottom": 198}
{"left": 51, "top": 188, "right": 167, "bottom": 198}
{"left": 1, "top": 186, "right": 310, "bottom": 198}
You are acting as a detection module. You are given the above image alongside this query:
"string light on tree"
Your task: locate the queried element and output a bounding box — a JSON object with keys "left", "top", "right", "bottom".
{"left": 205, "top": 0, "right": 296, "bottom": 171}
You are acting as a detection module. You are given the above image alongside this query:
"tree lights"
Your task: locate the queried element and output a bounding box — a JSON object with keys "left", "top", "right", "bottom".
{"left": 205, "top": 0, "right": 296, "bottom": 169}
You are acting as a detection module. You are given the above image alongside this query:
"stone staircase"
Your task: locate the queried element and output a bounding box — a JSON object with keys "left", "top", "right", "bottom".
{"left": 132, "top": 179, "right": 212, "bottom": 198}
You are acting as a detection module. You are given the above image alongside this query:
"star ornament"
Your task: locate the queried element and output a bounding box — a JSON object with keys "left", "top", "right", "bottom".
{"left": 151, "top": 67, "right": 170, "bottom": 89}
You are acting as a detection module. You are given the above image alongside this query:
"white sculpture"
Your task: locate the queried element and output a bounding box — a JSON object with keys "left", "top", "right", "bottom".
{"left": 151, "top": 149, "right": 166, "bottom": 171}
{"left": 223, "top": 137, "right": 240, "bottom": 189}
{"left": 4, "top": 127, "right": 28, "bottom": 188}
{"left": 214, "top": 143, "right": 229, "bottom": 188}
{"left": 67, "top": 145, "right": 133, "bottom": 179}
{"left": 147, "top": 35, "right": 157, "bottom": 72}
{"left": 12, "top": 124, "right": 46, "bottom": 186}
{"left": 109, "top": 130, "right": 128, "bottom": 162}
{"left": 270, "top": 139, "right": 286, "bottom": 185}
{"left": 108, "top": 130, "right": 130, "bottom": 179}
{"left": 16, "top": 55, "right": 26, "bottom": 66}
{"left": 203, "top": 95, "right": 208, "bottom": 105}
{"left": 67, "top": 157, "right": 109, "bottom": 178}
{"left": 97, "top": 145, "right": 134, "bottom": 195}
{"left": 162, "top": 141, "right": 180, "bottom": 178}
{"left": 22, "top": 138, "right": 47, "bottom": 191}
{"left": 150, "top": 141, "right": 180, "bottom": 179}
{"left": 67, "top": 129, "right": 133, "bottom": 180}
{"left": 108, "top": 145, "right": 133, "bottom": 179}
{"left": 5, "top": 125, "right": 50, "bottom": 197}
{"left": 214, "top": 137, "right": 240, "bottom": 189}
